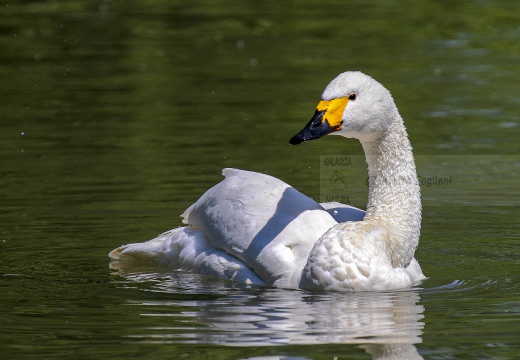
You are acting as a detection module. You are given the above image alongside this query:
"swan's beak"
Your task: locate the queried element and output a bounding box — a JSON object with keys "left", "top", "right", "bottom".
{"left": 289, "top": 97, "right": 349, "bottom": 145}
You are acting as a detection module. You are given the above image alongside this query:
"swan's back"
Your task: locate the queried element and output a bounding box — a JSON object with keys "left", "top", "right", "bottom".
{"left": 109, "top": 168, "right": 367, "bottom": 288}
{"left": 183, "top": 168, "right": 339, "bottom": 287}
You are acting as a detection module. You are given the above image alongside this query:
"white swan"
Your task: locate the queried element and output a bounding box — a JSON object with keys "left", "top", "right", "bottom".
{"left": 109, "top": 71, "right": 425, "bottom": 291}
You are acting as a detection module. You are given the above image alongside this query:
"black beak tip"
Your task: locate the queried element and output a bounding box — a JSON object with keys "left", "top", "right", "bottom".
{"left": 289, "top": 134, "right": 305, "bottom": 145}
{"left": 289, "top": 109, "right": 330, "bottom": 145}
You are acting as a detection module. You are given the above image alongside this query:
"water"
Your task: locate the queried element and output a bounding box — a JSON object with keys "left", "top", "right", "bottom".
{"left": 1, "top": 1, "right": 519, "bottom": 359}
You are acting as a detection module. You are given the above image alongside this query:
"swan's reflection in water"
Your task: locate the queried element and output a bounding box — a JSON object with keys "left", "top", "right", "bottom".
{"left": 119, "top": 272, "right": 424, "bottom": 359}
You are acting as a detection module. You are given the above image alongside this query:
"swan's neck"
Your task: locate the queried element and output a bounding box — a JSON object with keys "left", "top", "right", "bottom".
{"left": 360, "top": 116, "right": 421, "bottom": 267}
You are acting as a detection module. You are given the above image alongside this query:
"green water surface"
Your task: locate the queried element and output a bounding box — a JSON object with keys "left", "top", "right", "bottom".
{"left": 1, "top": 1, "right": 519, "bottom": 359}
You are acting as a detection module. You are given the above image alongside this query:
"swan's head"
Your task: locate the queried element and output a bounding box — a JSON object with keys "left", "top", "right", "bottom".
{"left": 290, "top": 71, "right": 398, "bottom": 145}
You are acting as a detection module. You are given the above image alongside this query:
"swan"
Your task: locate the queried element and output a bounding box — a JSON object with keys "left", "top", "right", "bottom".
{"left": 109, "top": 71, "right": 425, "bottom": 291}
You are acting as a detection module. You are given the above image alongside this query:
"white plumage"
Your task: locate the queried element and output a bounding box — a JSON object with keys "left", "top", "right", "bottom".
{"left": 109, "top": 71, "right": 425, "bottom": 291}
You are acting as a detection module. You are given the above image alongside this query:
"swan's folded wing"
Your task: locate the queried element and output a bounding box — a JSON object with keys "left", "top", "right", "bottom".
{"left": 183, "top": 168, "right": 338, "bottom": 287}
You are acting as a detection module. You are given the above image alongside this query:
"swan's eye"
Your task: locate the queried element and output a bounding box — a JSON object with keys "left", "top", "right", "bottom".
{"left": 348, "top": 93, "right": 357, "bottom": 101}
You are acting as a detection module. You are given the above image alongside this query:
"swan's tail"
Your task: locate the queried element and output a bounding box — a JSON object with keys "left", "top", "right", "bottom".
{"left": 108, "top": 226, "right": 265, "bottom": 285}
{"left": 109, "top": 228, "right": 184, "bottom": 265}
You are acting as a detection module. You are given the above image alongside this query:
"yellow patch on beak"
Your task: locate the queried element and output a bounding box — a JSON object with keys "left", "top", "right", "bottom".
{"left": 316, "top": 97, "right": 349, "bottom": 130}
